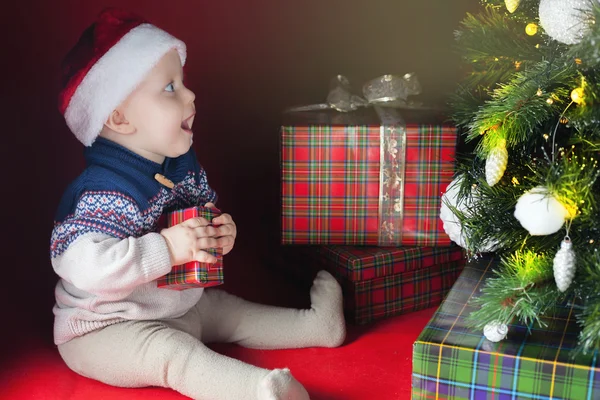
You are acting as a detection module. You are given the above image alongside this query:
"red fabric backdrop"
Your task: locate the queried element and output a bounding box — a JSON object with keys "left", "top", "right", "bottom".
{"left": 0, "top": 0, "right": 478, "bottom": 357}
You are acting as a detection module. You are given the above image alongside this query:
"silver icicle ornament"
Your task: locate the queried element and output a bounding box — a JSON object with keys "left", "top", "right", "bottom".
{"left": 483, "top": 321, "right": 509, "bottom": 342}
{"left": 553, "top": 237, "right": 576, "bottom": 292}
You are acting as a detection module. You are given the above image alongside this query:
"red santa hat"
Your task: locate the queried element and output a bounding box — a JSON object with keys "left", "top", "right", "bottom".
{"left": 58, "top": 8, "right": 186, "bottom": 146}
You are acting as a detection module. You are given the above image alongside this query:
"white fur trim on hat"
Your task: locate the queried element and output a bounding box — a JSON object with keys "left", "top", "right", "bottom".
{"left": 64, "top": 24, "right": 186, "bottom": 146}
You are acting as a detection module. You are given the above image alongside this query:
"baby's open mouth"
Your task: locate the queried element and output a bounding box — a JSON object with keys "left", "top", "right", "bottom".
{"left": 181, "top": 113, "right": 195, "bottom": 132}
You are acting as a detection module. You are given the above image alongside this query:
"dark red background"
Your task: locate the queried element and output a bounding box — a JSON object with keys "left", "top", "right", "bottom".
{"left": 0, "top": 0, "right": 477, "bottom": 350}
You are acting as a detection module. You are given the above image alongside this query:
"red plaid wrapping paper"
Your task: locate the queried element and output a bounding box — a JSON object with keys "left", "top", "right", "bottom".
{"left": 281, "top": 109, "right": 457, "bottom": 246}
{"left": 156, "top": 206, "right": 224, "bottom": 290}
{"left": 274, "top": 245, "right": 466, "bottom": 325}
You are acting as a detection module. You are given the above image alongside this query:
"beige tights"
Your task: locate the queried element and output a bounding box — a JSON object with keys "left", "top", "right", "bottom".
{"left": 58, "top": 271, "right": 346, "bottom": 400}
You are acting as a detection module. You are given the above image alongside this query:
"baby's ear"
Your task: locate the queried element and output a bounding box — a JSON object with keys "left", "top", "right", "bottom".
{"left": 104, "top": 109, "right": 135, "bottom": 134}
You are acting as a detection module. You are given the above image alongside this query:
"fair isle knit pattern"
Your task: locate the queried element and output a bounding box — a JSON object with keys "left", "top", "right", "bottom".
{"left": 52, "top": 191, "right": 144, "bottom": 258}
{"left": 52, "top": 137, "right": 216, "bottom": 255}
{"left": 51, "top": 171, "right": 214, "bottom": 259}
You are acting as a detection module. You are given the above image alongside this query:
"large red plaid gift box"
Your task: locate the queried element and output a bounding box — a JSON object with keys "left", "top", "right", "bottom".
{"left": 281, "top": 108, "right": 458, "bottom": 246}
{"left": 275, "top": 244, "right": 466, "bottom": 325}
{"left": 157, "top": 206, "right": 224, "bottom": 290}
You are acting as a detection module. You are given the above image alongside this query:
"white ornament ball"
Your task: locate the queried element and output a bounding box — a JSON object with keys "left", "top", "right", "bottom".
{"left": 539, "top": 0, "right": 598, "bottom": 45}
{"left": 514, "top": 186, "right": 569, "bottom": 236}
{"left": 440, "top": 177, "right": 470, "bottom": 249}
{"left": 484, "top": 321, "right": 508, "bottom": 342}
{"left": 440, "top": 176, "right": 497, "bottom": 252}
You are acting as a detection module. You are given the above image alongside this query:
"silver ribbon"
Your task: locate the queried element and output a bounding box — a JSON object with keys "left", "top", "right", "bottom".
{"left": 285, "top": 73, "right": 424, "bottom": 113}
{"left": 375, "top": 107, "right": 407, "bottom": 246}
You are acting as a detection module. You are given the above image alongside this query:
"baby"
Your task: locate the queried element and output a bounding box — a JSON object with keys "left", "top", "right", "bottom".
{"left": 51, "top": 8, "right": 345, "bottom": 400}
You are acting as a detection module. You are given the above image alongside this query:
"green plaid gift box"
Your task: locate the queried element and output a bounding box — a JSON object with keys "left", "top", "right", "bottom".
{"left": 412, "top": 257, "right": 600, "bottom": 400}
{"left": 156, "top": 206, "right": 224, "bottom": 290}
{"left": 281, "top": 108, "right": 457, "bottom": 247}
{"left": 275, "top": 245, "right": 465, "bottom": 325}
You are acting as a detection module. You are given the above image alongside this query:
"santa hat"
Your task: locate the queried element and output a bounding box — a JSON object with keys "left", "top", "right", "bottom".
{"left": 58, "top": 8, "right": 186, "bottom": 146}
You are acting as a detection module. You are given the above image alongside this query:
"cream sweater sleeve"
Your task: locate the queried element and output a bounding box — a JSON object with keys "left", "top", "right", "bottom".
{"left": 52, "top": 232, "right": 173, "bottom": 299}
{"left": 50, "top": 190, "right": 174, "bottom": 299}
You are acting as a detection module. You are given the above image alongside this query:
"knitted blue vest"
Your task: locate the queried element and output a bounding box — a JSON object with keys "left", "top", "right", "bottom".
{"left": 51, "top": 137, "right": 217, "bottom": 259}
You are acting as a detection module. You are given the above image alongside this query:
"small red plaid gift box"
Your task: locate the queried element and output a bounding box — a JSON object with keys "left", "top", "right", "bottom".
{"left": 275, "top": 245, "right": 465, "bottom": 325}
{"left": 281, "top": 108, "right": 457, "bottom": 246}
{"left": 157, "top": 206, "right": 224, "bottom": 290}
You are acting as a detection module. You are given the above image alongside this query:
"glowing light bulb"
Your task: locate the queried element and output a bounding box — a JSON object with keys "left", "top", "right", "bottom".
{"left": 525, "top": 23, "right": 538, "bottom": 36}
{"left": 571, "top": 87, "right": 585, "bottom": 104}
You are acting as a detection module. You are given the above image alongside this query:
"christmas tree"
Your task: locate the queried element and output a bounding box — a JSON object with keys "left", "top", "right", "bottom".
{"left": 444, "top": 0, "right": 600, "bottom": 353}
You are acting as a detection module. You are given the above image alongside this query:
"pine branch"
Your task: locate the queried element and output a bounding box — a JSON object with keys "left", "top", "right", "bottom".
{"left": 467, "top": 61, "right": 577, "bottom": 157}
{"left": 455, "top": 7, "right": 542, "bottom": 67}
{"left": 449, "top": 84, "right": 491, "bottom": 129}
{"left": 467, "top": 251, "right": 559, "bottom": 331}
{"left": 450, "top": 5, "right": 545, "bottom": 120}
{"left": 565, "top": 72, "right": 600, "bottom": 132}
{"left": 568, "top": 3, "right": 600, "bottom": 68}
{"left": 574, "top": 252, "right": 600, "bottom": 355}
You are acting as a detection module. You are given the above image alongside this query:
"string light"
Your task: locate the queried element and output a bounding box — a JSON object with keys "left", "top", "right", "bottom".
{"left": 571, "top": 87, "right": 585, "bottom": 104}
{"left": 575, "top": 58, "right": 582, "bottom": 65}
{"left": 536, "top": 88, "right": 543, "bottom": 96}
{"left": 512, "top": 177, "right": 520, "bottom": 186}
{"left": 546, "top": 98, "right": 554, "bottom": 104}
{"left": 515, "top": 61, "right": 522, "bottom": 70}
{"left": 560, "top": 117, "right": 569, "bottom": 124}
{"left": 543, "top": 133, "right": 550, "bottom": 140}
{"left": 525, "top": 23, "right": 538, "bottom": 36}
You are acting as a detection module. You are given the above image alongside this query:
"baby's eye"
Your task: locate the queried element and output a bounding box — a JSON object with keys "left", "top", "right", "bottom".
{"left": 165, "top": 82, "right": 175, "bottom": 92}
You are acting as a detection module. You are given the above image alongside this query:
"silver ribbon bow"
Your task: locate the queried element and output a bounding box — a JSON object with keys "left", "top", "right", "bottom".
{"left": 286, "top": 73, "right": 423, "bottom": 113}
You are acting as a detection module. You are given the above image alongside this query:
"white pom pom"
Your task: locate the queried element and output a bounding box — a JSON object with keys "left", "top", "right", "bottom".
{"left": 514, "top": 186, "right": 569, "bottom": 235}
{"left": 440, "top": 176, "right": 497, "bottom": 252}
{"left": 485, "top": 144, "right": 508, "bottom": 187}
{"left": 484, "top": 321, "right": 508, "bottom": 342}
{"left": 553, "top": 238, "right": 576, "bottom": 292}
{"left": 539, "top": 0, "right": 597, "bottom": 45}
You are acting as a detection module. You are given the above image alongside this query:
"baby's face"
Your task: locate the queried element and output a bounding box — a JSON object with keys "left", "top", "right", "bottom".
{"left": 118, "top": 49, "right": 196, "bottom": 163}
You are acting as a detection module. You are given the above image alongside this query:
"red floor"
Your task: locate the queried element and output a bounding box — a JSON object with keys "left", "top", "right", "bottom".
{"left": 0, "top": 247, "right": 435, "bottom": 399}
{"left": 0, "top": 307, "right": 434, "bottom": 399}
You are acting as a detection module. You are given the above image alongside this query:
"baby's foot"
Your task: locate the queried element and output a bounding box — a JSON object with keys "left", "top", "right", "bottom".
{"left": 309, "top": 270, "right": 346, "bottom": 347}
{"left": 257, "top": 368, "right": 309, "bottom": 400}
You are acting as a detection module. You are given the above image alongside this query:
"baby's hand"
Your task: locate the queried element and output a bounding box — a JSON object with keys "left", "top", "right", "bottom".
{"left": 160, "top": 216, "right": 234, "bottom": 266}
{"left": 205, "top": 202, "right": 237, "bottom": 255}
